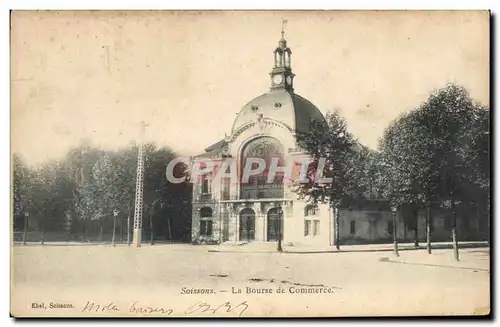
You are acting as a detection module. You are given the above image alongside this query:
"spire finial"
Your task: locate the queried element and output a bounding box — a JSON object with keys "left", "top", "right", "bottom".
{"left": 281, "top": 19, "right": 288, "bottom": 38}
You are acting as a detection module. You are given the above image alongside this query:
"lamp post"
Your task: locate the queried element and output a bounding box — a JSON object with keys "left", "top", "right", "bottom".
{"left": 22, "top": 211, "right": 29, "bottom": 246}
{"left": 112, "top": 209, "right": 119, "bottom": 247}
{"left": 276, "top": 204, "right": 283, "bottom": 252}
{"left": 391, "top": 206, "right": 399, "bottom": 257}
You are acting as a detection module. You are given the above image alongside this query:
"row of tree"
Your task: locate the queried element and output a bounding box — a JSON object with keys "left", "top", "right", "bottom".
{"left": 13, "top": 83, "right": 490, "bottom": 256}
{"left": 296, "top": 84, "right": 490, "bottom": 259}
{"left": 13, "top": 142, "right": 192, "bottom": 244}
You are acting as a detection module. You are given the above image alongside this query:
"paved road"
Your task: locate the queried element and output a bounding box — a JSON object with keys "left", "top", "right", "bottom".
{"left": 11, "top": 245, "right": 490, "bottom": 317}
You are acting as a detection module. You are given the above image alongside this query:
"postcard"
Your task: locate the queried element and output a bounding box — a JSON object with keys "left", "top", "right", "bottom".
{"left": 11, "top": 10, "right": 490, "bottom": 317}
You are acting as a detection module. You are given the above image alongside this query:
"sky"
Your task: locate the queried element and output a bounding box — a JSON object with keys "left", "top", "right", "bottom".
{"left": 11, "top": 10, "right": 489, "bottom": 165}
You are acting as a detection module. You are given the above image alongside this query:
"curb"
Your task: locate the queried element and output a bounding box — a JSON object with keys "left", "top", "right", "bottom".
{"left": 208, "top": 243, "right": 489, "bottom": 254}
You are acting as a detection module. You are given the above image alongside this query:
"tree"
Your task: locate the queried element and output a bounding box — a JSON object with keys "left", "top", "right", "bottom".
{"left": 295, "top": 111, "right": 358, "bottom": 250}
{"left": 380, "top": 84, "right": 490, "bottom": 258}
{"left": 13, "top": 140, "right": 192, "bottom": 245}
{"left": 379, "top": 111, "right": 433, "bottom": 250}
{"left": 162, "top": 161, "right": 192, "bottom": 242}
{"left": 51, "top": 160, "right": 77, "bottom": 233}
{"left": 91, "top": 154, "right": 116, "bottom": 242}
{"left": 77, "top": 149, "right": 137, "bottom": 245}
{"left": 417, "top": 84, "right": 486, "bottom": 259}
{"left": 142, "top": 144, "right": 176, "bottom": 245}
{"left": 13, "top": 155, "right": 32, "bottom": 244}
{"left": 14, "top": 155, "right": 78, "bottom": 244}
{"left": 69, "top": 143, "right": 103, "bottom": 240}
{"left": 109, "top": 145, "right": 137, "bottom": 245}
{"left": 467, "top": 107, "right": 490, "bottom": 242}
{"left": 346, "top": 146, "right": 384, "bottom": 199}
{"left": 74, "top": 177, "right": 99, "bottom": 241}
{"left": 29, "top": 164, "right": 60, "bottom": 244}
{"left": 469, "top": 107, "right": 490, "bottom": 192}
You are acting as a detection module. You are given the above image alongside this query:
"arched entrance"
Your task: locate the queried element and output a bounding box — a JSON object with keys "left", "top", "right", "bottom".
{"left": 267, "top": 207, "right": 284, "bottom": 241}
{"left": 199, "top": 207, "right": 213, "bottom": 237}
{"left": 239, "top": 208, "right": 256, "bottom": 241}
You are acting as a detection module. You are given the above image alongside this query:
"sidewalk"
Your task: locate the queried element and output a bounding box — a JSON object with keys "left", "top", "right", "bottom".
{"left": 12, "top": 241, "right": 188, "bottom": 247}
{"left": 13, "top": 241, "right": 116, "bottom": 246}
{"left": 208, "top": 241, "right": 489, "bottom": 254}
{"left": 13, "top": 240, "right": 489, "bottom": 255}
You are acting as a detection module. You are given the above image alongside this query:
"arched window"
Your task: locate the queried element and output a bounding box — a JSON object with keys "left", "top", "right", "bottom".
{"left": 240, "top": 137, "right": 284, "bottom": 199}
{"left": 285, "top": 49, "right": 291, "bottom": 68}
{"left": 200, "top": 207, "right": 213, "bottom": 237}
{"left": 201, "top": 174, "right": 211, "bottom": 195}
{"left": 274, "top": 49, "right": 284, "bottom": 67}
{"left": 221, "top": 177, "right": 230, "bottom": 200}
{"left": 304, "top": 204, "right": 320, "bottom": 237}
{"left": 284, "top": 50, "right": 291, "bottom": 68}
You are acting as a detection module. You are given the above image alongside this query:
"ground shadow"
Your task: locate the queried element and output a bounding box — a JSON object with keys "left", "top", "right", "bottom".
{"left": 379, "top": 257, "right": 490, "bottom": 272}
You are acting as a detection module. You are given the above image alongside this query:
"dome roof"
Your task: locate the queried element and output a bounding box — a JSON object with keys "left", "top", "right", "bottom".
{"left": 231, "top": 90, "right": 326, "bottom": 135}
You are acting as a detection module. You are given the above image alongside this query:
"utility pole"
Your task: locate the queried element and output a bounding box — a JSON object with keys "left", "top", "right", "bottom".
{"left": 133, "top": 121, "right": 148, "bottom": 247}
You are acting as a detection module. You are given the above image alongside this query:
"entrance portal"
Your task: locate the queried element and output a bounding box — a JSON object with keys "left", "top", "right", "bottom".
{"left": 239, "top": 208, "right": 256, "bottom": 241}
{"left": 240, "top": 136, "right": 285, "bottom": 200}
{"left": 267, "top": 208, "right": 284, "bottom": 241}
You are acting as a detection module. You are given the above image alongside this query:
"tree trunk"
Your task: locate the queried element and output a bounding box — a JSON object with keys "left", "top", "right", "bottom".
{"left": 149, "top": 208, "right": 155, "bottom": 246}
{"left": 99, "top": 222, "right": 103, "bottom": 243}
{"left": 414, "top": 227, "right": 419, "bottom": 247}
{"left": 452, "top": 201, "right": 459, "bottom": 261}
{"left": 127, "top": 205, "right": 131, "bottom": 246}
{"left": 334, "top": 206, "right": 340, "bottom": 250}
{"left": 392, "top": 210, "right": 399, "bottom": 256}
{"left": 40, "top": 216, "right": 45, "bottom": 245}
{"left": 87, "top": 220, "right": 91, "bottom": 242}
{"left": 403, "top": 220, "right": 407, "bottom": 243}
{"left": 413, "top": 208, "right": 419, "bottom": 247}
{"left": 22, "top": 214, "right": 28, "bottom": 246}
{"left": 84, "top": 223, "right": 87, "bottom": 242}
{"left": 168, "top": 218, "right": 172, "bottom": 241}
{"left": 112, "top": 214, "right": 117, "bottom": 247}
{"left": 120, "top": 217, "right": 124, "bottom": 243}
{"left": 426, "top": 204, "right": 432, "bottom": 254}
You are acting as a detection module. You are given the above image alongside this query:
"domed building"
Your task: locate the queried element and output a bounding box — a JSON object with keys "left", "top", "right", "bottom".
{"left": 190, "top": 31, "right": 487, "bottom": 247}
{"left": 190, "top": 33, "right": 336, "bottom": 246}
{"left": 189, "top": 32, "right": 488, "bottom": 248}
